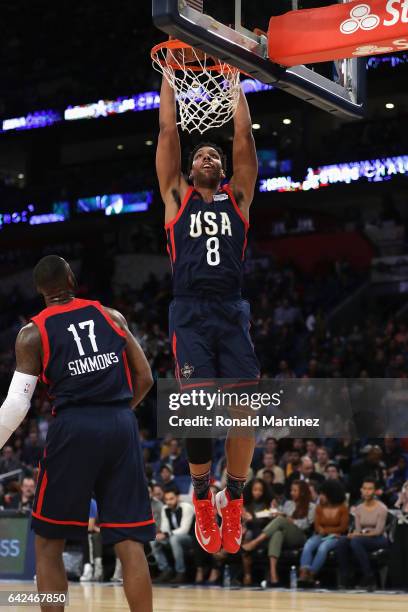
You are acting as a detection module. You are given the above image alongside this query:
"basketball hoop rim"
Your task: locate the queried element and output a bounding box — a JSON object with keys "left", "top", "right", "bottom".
{"left": 151, "top": 39, "right": 241, "bottom": 74}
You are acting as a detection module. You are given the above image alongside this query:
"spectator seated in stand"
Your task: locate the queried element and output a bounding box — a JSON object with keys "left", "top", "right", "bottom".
{"left": 285, "top": 456, "right": 325, "bottom": 494}
{"left": 260, "top": 469, "right": 275, "bottom": 491}
{"left": 335, "top": 478, "right": 389, "bottom": 591}
{"left": 348, "top": 445, "right": 386, "bottom": 505}
{"left": 241, "top": 479, "right": 274, "bottom": 586}
{"left": 256, "top": 452, "right": 285, "bottom": 484}
{"left": 298, "top": 480, "right": 349, "bottom": 587}
{"left": 151, "top": 487, "right": 194, "bottom": 585}
{"left": 0, "top": 445, "right": 25, "bottom": 484}
{"left": 305, "top": 440, "right": 319, "bottom": 464}
{"left": 308, "top": 480, "right": 320, "bottom": 506}
{"left": 154, "top": 464, "right": 176, "bottom": 492}
{"left": 159, "top": 438, "right": 189, "bottom": 476}
{"left": 151, "top": 484, "right": 164, "bottom": 504}
{"left": 325, "top": 461, "right": 345, "bottom": 483}
{"left": 242, "top": 480, "right": 315, "bottom": 587}
{"left": 5, "top": 476, "right": 35, "bottom": 513}
{"left": 149, "top": 483, "right": 164, "bottom": 531}
{"left": 252, "top": 437, "right": 279, "bottom": 471}
{"left": 382, "top": 436, "right": 403, "bottom": 472}
{"left": 20, "top": 430, "right": 44, "bottom": 468}
{"left": 315, "top": 446, "right": 331, "bottom": 476}
{"left": 280, "top": 448, "right": 302, "bottom": 480}
{"left": 270, "top": 483, "right": 287, "bottom": 512}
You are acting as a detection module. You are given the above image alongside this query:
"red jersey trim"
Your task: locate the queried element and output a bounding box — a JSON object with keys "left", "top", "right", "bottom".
{"left": 168, "top": 225, "right": 177, "bottom": 262}
{"left": 35, "top": 470, "right": 48, "bottom": 515}
{"left": 33, "top": 298, "right": 101, "bottom": 319}
{"left": 223, "top": 184, "right": 250, "bottom": 229}
{"left": 99, "top": 518, "right": 155, "bottom": 528}
{"left": 92, "top": 302, "right": 127, "bottom": 339}
{"left": 222, "top": 380, "right": 260, "bottom": 390}
{"left": 31, "top": 316, "right": 51, "bottom": 385}
{"left": 32, "top": 511, "right": 89, "bottom": 527}
{"left": 171, "top": 332, "right": 181, "bottom": 384}
{"left": 164, "top": 186, "right": 194, "bottom": 230}
{"left": 242, "top": 226, "right": 249, "bottom": 261}
{"left": 180, "top": 380, "right": 217, "bottom": 390}
{"left": 33, "top": 298, "right": 125, "bottom": 338}
{"left": 164, "top": 184, "right": 249, "bottom": 230}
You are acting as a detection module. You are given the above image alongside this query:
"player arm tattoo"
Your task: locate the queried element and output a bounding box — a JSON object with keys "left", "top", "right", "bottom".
{"left": 15, "top": 323, "right": 43, "bottom": 377}
{"left": 103, "top": 307, "right": 153, "bottom": 408}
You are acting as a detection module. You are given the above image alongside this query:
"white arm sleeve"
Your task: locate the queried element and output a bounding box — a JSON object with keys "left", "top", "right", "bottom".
{"left": 0, "top": 371, "right": 38, "bottom": 449}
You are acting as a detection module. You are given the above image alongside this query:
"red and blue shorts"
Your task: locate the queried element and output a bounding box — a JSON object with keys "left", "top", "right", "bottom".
{"left": 169, "top": 296, "right": 260, "bottom": 387}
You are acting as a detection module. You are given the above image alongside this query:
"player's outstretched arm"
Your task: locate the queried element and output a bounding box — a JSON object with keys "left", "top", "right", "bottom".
{"left": 230, "top": 88, "right": 258, "bottom": 214}
{"left": 156, "top": 77, "right": 189, "bottom": 223}
{"left": 104, "top": 307, "right": 153, "bottom": 409}
{"left": 0, "top": 324, "right": 41, "bottom": 448}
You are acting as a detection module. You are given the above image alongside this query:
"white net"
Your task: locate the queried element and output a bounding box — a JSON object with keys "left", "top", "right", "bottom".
{"left": 152, "top": 43, "right": 241, "bottom": 134}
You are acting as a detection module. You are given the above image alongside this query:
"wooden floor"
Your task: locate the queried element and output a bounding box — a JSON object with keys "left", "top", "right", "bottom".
{"left": 1, "top": 582, "right": 407, "bottom": 611}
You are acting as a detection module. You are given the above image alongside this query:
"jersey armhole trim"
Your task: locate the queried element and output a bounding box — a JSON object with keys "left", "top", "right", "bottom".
{"left": 223, "top": 184, "right": 250, "bottom": 228}
{"left": 164, "top": 186, "right": 194, "bottom": 229}
{"left": 93, "top": 303, "right": 127, "bottom": 339}
{"left": 31, "top": 316, "right": 51, "bottom": 385}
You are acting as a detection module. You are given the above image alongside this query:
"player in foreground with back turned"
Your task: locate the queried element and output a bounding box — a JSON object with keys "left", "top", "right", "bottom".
{"left": 156, "top": 75, "right": 260, "bottom": 555}
{"left": 0, "top": 256, "right": 155, "bottom": 612}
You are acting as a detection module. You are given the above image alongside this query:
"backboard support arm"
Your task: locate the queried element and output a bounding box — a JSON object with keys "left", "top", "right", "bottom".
{"left": 153, "top": 0, "right": 366, "bottom": 119}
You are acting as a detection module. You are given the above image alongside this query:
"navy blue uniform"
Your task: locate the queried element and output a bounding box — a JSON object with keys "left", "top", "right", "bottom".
{"left": 166, "top": 184, "right": 260, "bottom": 385}
{"left": 31, "top": 298, "right": 155, "bottom": 544}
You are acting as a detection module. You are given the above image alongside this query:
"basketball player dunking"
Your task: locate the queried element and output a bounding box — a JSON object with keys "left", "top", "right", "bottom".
{"left": 0, "top": 256, "right": 155, "bottom": 612}
{"left": 156, "top": 76, "right": 260, "bottom": 554}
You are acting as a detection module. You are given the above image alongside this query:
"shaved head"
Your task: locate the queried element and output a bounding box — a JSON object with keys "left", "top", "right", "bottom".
{"left": 33, "top": 255, "right": 75, "bottom": 296}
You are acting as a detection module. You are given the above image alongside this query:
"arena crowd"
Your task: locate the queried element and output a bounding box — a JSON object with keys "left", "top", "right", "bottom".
{"left": 1, "top": 256, "right": 408, "bottom": 590}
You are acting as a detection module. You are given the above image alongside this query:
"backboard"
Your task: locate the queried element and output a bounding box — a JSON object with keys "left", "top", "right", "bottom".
{"left": 152, "top": 0, "right": 367, "bottom": 119}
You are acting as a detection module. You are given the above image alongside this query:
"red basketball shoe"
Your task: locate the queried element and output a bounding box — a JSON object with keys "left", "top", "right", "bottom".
{"left": 193, "top": 490, "right": 222, "bottom": 554}
{"left": 215, "top": 489, "right": 243, "bottom": 554}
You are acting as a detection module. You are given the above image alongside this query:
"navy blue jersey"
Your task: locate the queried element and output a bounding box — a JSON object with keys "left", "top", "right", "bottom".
{"left": 165, "top": 184, "right": 249, "bottom": 296}
{"left": 32, "top": 298, "right": 133, "bottom": 409}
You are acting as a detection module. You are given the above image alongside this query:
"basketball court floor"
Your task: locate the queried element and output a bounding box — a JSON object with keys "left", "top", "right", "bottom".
{"left": 1, "top": 583, "right": 407, "bottom": 611}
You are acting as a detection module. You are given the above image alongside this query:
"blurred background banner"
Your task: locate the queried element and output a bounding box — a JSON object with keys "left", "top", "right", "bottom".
{"left": 0, "top": 515, "right": 35, "bottom": 580}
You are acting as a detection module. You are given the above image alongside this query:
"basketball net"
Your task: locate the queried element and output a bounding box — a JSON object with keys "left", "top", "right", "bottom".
{"left": 152, "top": 0, "right": 241, "bottom": 134}
{"left": 152, "top": 42, "right": 241, "bottom": 134}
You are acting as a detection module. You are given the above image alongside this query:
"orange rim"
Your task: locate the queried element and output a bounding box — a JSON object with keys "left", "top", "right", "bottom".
{"left": 151, "top": 39, "right": 239, "bottom": 74}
